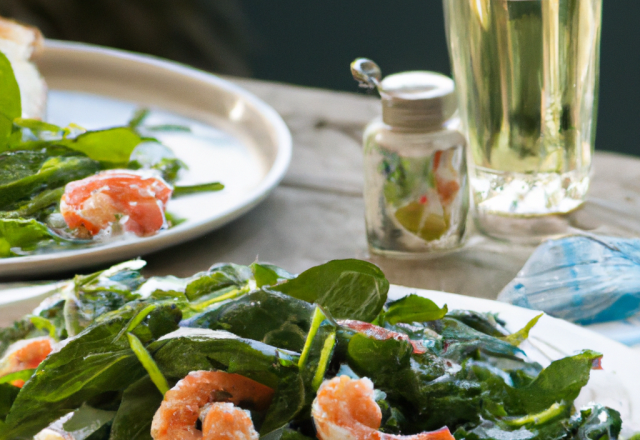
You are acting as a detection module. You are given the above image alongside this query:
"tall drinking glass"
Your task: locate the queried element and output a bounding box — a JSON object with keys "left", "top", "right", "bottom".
{"left": 443, "top": 0, "right": 602, "bottom": 241}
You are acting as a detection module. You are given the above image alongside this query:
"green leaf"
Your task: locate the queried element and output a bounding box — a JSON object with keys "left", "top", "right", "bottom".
{"left": 0, "top": 384, "right": 19, "bottom": 422}
{"left": 127, "top": 108, "right": 151, "bottom": 130}
{"left": 28, "top": 316, "right": 57, "bottom": 340}
{"left": 505, "top": 350, "right": 603, "bottom": 414}
{"left": 260, "top": 373, "right": 305, "bottom": 436}
{"left": 346, "top": 332, "right": 482, "bottom": 431}
{"left": 383, "top": 294, "right": 448, "bottom": 325}
{"left": 61, "top": 127, "right": 142, "bottom": 164}
{"left": 571, "top": 405, "right": 622, "bottom": 440}
{"left": 127, "top": 332, "right": 169, "bottom": 395}
{"left": 0, "top": 370, "right": 35, "bottom": 385}
{"left": 272, "top": 259, "right": 389, "bottom": 322}
{"left": 185, "top": 263, "right": 253, "bottom": 301}
{"left": 110, "top": 376, "right": 162, "bottom": 440}
{"left": 251, "top": 263, "right": 280, "bottom": 288}
{"left": 4, "top": 187, "right": 65, "bottom": 218}
{"left": 250, "top": 263, "right": 295, "bottom": 289}
{"left": 173, "top": 182, "right": 224, "bottom": 197}
{"left": 0, "top": 52, "right": 21, "bottom": 145}
{"left": 501, "top": 314, "right": 543, "bottom": 347}
{"left": 0, "top": 219, "right": 55, "bottom": 257}
{"left": 0, "top": 152, "right": 99, "bottom": 209}
{"left": 12, "top": 118, "right": 62, "bottom": 134}
{"left": 0, "top": 312, "right": 146, "bottom": 440}
{"left": 182, "top": 289, "right": 313, "bottom": 352}
{"left": 147, "top": 305, "right": 182, "bottom": 340}
{"left": 280, "top": 429, "right": 316, "bottom": 440}
{"left": 445, "top": 310, "right": 508, "bottom": 337}
{"left": 436, "top": 317, "right": 524, "bottom": 362}
{"left": 61, "top": 404, "right": 116, "bottom": 440}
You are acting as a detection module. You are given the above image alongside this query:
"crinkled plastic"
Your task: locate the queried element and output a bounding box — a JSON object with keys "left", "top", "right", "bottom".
{"left": 498, "top": 235, "right": 640, "bottom": 325}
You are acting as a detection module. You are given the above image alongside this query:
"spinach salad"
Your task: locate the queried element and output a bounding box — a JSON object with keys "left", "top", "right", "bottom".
{"left": 0, "top": 259, "right": 623, "bottom": 440}
{"left": 0, "top": 51, "right": 222, "bottom": 258}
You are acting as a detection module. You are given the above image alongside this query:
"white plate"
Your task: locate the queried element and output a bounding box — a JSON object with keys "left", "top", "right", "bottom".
{"left": 1, "top": 41, "right": 291, "bottom": 277}
{"left": 1, "top": 280, "right": 638, "bottom": 429}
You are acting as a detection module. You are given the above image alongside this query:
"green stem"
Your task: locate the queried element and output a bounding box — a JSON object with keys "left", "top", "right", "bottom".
{"left": 173, "top": 182, "right": 224, "bottom": 197}
{"left": 312, "top": 331, "right": 336, "bottom": 390}
{"left": 127, "top": 332, "right": 169, "bottom": 395}
{"left": 126, "top": 304, "right": 157, "bottom": 333}
{"left": 298, "top": 307, "right": 325, "bottom": 368}
{"left": 188, "top": 287, "right": 247, "bottom": 314}
{"left": 504, "top": 402, "right": 567, "bottom": 427}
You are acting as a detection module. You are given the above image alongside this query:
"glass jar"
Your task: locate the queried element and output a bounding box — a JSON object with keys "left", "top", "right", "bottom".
{"left": 363, "top": 71, "right": 468, "bottom": 257}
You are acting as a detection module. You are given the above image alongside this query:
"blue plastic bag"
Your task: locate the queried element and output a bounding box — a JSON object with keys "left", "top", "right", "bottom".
{"left": 498, "top": 235, "right": 640, "bottom": 325}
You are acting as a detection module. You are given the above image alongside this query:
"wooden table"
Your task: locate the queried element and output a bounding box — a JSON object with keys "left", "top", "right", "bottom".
{"left": 139, "top": 78, "right": 640, "bottom": 301}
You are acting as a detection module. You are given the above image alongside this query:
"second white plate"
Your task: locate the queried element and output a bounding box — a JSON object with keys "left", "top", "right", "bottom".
{"left": 1, "top": 41, "right": 291, "bottom": 277}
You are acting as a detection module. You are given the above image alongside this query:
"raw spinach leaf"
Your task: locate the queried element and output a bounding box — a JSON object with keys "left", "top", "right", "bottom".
{"left": 346, "top": 333, "right": 483, "bottom": 431}
{"left": 185, "top": 263, "right": 253, "bottom": 302}
{"left": 0, "top": 370, "right": 35, "bottom": 385}
{"left": 571, "top": 405, "right": 621, "bottom": 440}
{"left": 61, "top": 404, "right": 116, "bottom": 440}
{"left": 0, "top": 52, "right": 20, "bottom": 146}
{"left": 280, "top": 429, "right": 315, "bottom": 440}
{"left": 0, "top": 218, "right": 54, "bottom": 257}
{"left": 501, "top": 314, "right": 543, "bottom": 347}
{"left": 502, "top": 350, "right": 603, "bottom": 415}
{"left": 0, "top": 310, "right": 147, "bottom": 440}
{"left": 182, "top": 289, "right": 313, "bottom": 352}
{"left": 61, "top": 127, "right": 141, "bottom": 164}
{"left": 9, "top": 119, "right": 64, "bottom": 146}
{"left": 445, "top": 310, "right": 508, "bottom": 337}
{"left": 0, "top": 384, "right": 19, "bottom": 422}
{"left": 0, "top": 153, "right": 99, "bottom": 208}
{"left": 252, "top": 263, "right": 296, "bottom": 289}
{"left": 109, "top": 376, "right": 162, "bottom": 440}
{"left": 435, "top": 317, "right": 523, "bottom": 362}
{"left": 1, "top": 187, "right": 65, "bottom": 219}
{"left": 272, "top": 259, "right": 389, "bottom": 322}
{"left": 383, "top": 294, "right": 448, "bottom": 325}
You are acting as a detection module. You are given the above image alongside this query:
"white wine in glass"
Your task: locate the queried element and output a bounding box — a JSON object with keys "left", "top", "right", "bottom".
{"left": 443, "top": 0, "right": 602, "bottom": 240}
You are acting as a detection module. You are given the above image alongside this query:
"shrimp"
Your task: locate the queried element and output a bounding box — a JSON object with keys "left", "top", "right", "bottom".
{"left": 150, "top": 370, "right": 274, "bottom": 440}
{"left": 0, "top": 337, "right": 53, "bottom": 388}
{"left": 312, "top": 376, "right": 455, "bottom": 440}
{"left": 60, "top": 170, "right": 173, "bottom": 238}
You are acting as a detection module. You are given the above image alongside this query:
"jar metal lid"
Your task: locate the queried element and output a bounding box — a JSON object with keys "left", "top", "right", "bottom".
{"left": 380, "top": 71, "right": 457, "bottom": 129}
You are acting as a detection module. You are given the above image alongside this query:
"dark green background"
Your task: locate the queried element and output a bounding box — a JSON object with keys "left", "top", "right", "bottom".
{"left": 242, "top": 1, "right": 639, "bottom": 157}
{"left": 1, "top": 1, "right": 636, "bottom": 156}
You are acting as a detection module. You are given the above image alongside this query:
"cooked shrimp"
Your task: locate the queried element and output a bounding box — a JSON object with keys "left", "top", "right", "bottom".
{"left": 0, "top": 337, "right": 53, "bottom": 387}
{"left": 201, "top": 402, "right": 259, "bottom": 440}
{"left": 313, "top": 376, "right": 455, "bottom": 440}
{"left": 60, "top": 170, "right": 173, "bottom": 237}
{"left": 150, "top": 370, "right": 274, "bottom": 440}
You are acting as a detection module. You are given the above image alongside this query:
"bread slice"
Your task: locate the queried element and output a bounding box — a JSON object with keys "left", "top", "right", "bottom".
{"left": 0, "top": 17, "right": 47, "bottom": 120}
